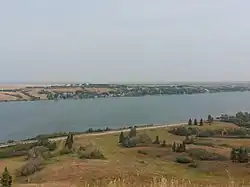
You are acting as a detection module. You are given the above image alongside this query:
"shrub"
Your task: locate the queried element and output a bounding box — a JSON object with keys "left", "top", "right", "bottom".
{"left": 136, "top": 134, "right": 152, "bottom": 144}
{"left": 78, "top": 149, "right": 105, "bottom": 159}
{"left": 227, "top": 128, "right": 248, "bottom": 136}
{"left": 183, "top": 136, "right": 195, "bottom": 144}
{"left": 16, "top": 158, "right": 43, "bottom": 177}
{"left": 122, "top": 137, "right": 137, "bottom": 148}
{"left": 26, "top": 146, "right": 48, "bottom": 160}
{"left": 197, "top": 130, "right": 214, "bottom": 137}
{"left": 169, "top": 127, "right": 198, "bottom": 136}
{"left": 188, "top": 162, "right": 198, "bottom": 168}
{"left": 137, "top": 150, "right": 147, "bottom": 155}
{"left": 59, "top": 147, "right": 72, "bottom": 155}
{"left": 0, "top": 143, "right": 39, "bottom": 159}
{"left": 176, "top": 156, "right": 192, "bottom": 164}
{"left": 187, "top": 148, "right": 227, "bottom": 161}
{"left": 122, "top": 133, "right": 152, "bottom": 148}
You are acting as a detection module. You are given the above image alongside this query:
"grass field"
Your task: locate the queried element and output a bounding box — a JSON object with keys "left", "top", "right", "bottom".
{"left": 1, "top": 122, "right": 250, "bottom": 186}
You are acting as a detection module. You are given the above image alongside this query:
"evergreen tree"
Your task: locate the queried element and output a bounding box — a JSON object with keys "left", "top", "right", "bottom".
{"left": 182, "top": 142, "right": 186, "bottom": 152}
{"left": 243, "top": 148, "right": 249, "bottom": 163}
{"left": 65, "top": 133, "right": 74, "bottom": 150}
{"left": 172, "top": 142, "right": 176, "bottom": 152}
{"left": 200, "top": 118, "right": 204, "bottom": 126}
{"left": 238, "top": 147, "right": 244, "bottom": 163}
{"left": 128, "top": 127, "right": 137, "bottom": 138}
{"left": 153, "top": 136, "right": 160, "bottom": 144}
{"left": 230, "top": 148, "right": 237, "bottom": 162}
{"left": 119, "top": 131, "right": 125, "bottom": 143}
{"left": 1, "top": 167, "right": 12, "bottom": 187}
{"left": 194, "top": 119, "right": 198, "bottom": 126}
{"left": 208, "top": 115, "right": 213, "bottom": 125}
{"left": 188, "top": 119, "right": 192, "bottom": 126}
{"left": 161, "top": 140, "right": 166, "bottom": 147}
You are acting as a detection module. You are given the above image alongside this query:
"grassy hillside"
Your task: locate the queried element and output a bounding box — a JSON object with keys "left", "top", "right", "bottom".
{"left": 1, "top": 122, "right": 250, "bottom": 186}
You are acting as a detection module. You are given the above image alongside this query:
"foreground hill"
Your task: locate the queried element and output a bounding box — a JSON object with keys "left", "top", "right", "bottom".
{"left": 1, "top": 122, "right": 250, "bottom": 186}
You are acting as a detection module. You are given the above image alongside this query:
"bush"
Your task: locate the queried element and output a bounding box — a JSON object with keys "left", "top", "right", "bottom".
{"left": 188, "top": 162, "right": 198, "bottom": 168}
{"left": 169, "top": 127, "right": 198, "bottom": 136}
{"left": 122, "top": 133, "right": 152, "bottom": 148}
{"left": 78, "top": 149, "right": 105, "bottom": 159}
{"left": 77, "top": 143, "right": 105, "bottom": 160}
{"left": 183, "top": 136, "right": 195, "bottom": 144}
{"left": 26, "top": 146, "right": 48, "bottom": 160}
{"left": 138, "top": 150, "right": 147, "bottom": 155}
{"left": 16, "top": 158, "right": 43, "bottom": 177}
{"left": 122, "top": 137, "right": 137, "bottom": 148}
{"left": 176, "top": 156, "right": 192, "bottom": 164}
{"left": 0, "top": 143, "right": 37, "bottom": 159}
{"left": 197, "top": 130, "right": 214, "bottom": 137}
{"left": 227, "top": 128, "right": 248, "bottom": 136}
{"left": 59, "top": 147, "right": 72, "bottom": 155}
{"left": 187, "top": 148, "right": 227, "bottom": 161}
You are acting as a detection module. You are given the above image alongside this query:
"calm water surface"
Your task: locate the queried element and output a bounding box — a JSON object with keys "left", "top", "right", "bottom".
{"left": 0, "top": 92, "right": 250, "bottom": 141}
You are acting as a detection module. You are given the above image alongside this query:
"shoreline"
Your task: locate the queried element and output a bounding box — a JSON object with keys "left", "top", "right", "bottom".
{"left": 0, "top": 90, "right": 250, "bottom": 104}
{"left": 0, "top": 122, "right": 186, "bottom": 148}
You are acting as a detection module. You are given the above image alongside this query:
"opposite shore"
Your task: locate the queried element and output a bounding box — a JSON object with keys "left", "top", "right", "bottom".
{"left": 1, "top": 83, "right": 250, "bottom": 103}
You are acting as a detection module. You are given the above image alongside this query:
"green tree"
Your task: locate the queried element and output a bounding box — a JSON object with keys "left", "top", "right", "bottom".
{"left": 128, "top": 127, "right": 137, "bottom": 138}
{"left": 119, "top": 131, "right": 125, "bottom": 143}
{"left": 161, "top": 140, "right": 166, "bottom": 147}
{"left": 194, "top": 119, "right": 198, "bottom": 126}
{"left": 172, "top": 142, "right": 176, "bottom": 152}
{"left": 188, "top": 119, "right": 192, "bottom": 126}
{"left": 200, "top": 118, "right": 204, "bottom": 126}
{"left": 65, "top": 133, "right": 74, "bottom": 150}
{"left": 153, "top": 136, "right": 160, "bottom": 144}
{"left": 1, "top": 167, "right": 12, "bottom": 187}
{"left": 244, "top": 149, "right": 249, "bottom": 163}
{"left": 208, "top": 115, "right": 213, "bottom": 125}
{"left": 230, "top": 148, "right": 237, "bottom": 162}
{"left": 238, "top": 147, "right": 244, "bottom": 163}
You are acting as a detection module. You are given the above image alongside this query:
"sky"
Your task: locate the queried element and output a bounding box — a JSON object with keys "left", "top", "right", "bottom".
{"left": 0, "top": 0, "right": 250, "bottom": 83}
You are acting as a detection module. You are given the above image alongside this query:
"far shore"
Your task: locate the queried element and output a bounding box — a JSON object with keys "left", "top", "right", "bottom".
{"left": 0, "top": 122, "right": 186, "bottom": 148}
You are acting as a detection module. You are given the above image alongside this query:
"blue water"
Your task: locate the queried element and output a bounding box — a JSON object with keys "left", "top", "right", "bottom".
{"left": 0, "top": 92, "right": 250, "bottom": 141}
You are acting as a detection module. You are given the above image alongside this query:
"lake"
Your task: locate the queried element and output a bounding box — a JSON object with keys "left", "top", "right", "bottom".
{"left": 0, "top": 92, "right": 250, "bottom": 141}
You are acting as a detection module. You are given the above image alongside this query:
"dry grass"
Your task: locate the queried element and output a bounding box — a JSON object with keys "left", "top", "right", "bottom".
{"left": 84, "top": 87, "right": 115, "bottom": 93}
{"left": 49, "top": 87, "right": 84, "bottom": 93}
{"left": 0, "top": 93, "right": 18, "bottom": 100}
{"left": 13, "top": 177, "right": 250, "bottom": 187}
{"left": 2, "top": 122, "right": 250, "bottom": 187}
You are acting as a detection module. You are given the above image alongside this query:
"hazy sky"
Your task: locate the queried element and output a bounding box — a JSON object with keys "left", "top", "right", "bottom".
{"left": 0, "top": 1, "right": 250, "bottom": 83}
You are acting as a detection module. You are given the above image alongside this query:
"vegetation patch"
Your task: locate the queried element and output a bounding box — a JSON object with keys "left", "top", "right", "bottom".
{"left": 175, "top": 156, "right": 193, "bottom": 164}
{"left": 16, "top": 157, "right": 44, "bottom": 177}
{"left": 187, "top": 148, "right": 227, "bottom": 161}
{"left": 77, "top": 144, "right": 105, "bottom": 160}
